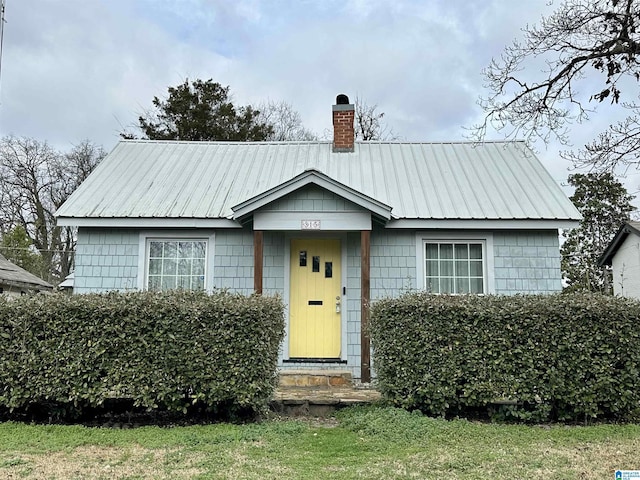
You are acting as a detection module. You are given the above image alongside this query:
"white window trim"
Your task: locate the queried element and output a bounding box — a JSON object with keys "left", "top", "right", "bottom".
{"left": 137, "top": 230, "right": 216, "bottom": 292}
{"left": 415, "top": 231, "right": 495, "bottom": 294}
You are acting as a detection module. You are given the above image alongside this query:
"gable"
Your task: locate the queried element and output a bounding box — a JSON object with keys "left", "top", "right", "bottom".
{"left": 251, "top": 184, "right": 373, "bottom": 231}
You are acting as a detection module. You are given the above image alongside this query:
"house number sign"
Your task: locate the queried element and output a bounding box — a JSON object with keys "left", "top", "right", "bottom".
{"left": 301, "top": 220, "right": 321, "bottom": 230}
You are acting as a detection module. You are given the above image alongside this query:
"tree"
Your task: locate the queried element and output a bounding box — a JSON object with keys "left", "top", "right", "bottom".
{"left": 561, "top": 172, "right": 635, "bottom": 293}
{"left": 256, "top": 100, "right": 317, "bottom": 141}
{"left": 0, "top": 226, "right": 45, "bottom": 278}
{"left": 354, "top": 96, "right": 397, "bottom": 141}
{"left": 128, "top": 78, "right": 274, "bottom": 141}
{"left": 474, "top": 0, "right": 640, "bottom": 170}
{"left": 0, "top": 136, "right": 105, "bottom": 283}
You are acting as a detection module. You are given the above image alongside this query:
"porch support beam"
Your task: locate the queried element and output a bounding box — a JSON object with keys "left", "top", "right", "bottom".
{"left": 254, "top": 230, "right": 263, "bottom": 294}
{"left": 360, "top": 229, "right": 371, "bottom": 383}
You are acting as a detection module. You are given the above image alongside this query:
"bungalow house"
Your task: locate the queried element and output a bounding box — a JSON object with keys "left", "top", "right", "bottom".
{"left": 0, "top": 253, "right": 53, "bottom": 297}
{"left": 598, "top": 221, "right": 640, "bottom": 299}
{"left": 55, "top": 95, "right": 581, "bottom": 381}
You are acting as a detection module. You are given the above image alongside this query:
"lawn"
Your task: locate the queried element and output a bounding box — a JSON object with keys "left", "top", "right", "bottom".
{"left": 0, "top": 406, "right": 639, "bottom": 479}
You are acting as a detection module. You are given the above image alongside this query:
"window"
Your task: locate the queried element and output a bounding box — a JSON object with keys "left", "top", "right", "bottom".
{"left": 424, "top": 241, "right": 485, "bottom": 294}
{"left": 147, "top": 239, "right": 207, "bottom": 291}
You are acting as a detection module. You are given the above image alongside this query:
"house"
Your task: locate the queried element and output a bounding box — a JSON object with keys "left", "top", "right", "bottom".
{"left": 0, "top": 253, "right": 53, "bottom": 297}
{"left": 55, "top": 94, "right": 581, "bottom": 381}
{"left": 598, "top": 221, "right": 640, "bottom": 299}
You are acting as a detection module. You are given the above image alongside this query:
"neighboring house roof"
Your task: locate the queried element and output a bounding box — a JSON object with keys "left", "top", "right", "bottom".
{"left": 58, "top": 272, "right": 74, "bottom": 289}
{"left": 598, "top": 221, "right": 640, "bottom": 266}
{"left": 56, "top": 139, "right": 581, "bottom": 228}
{"left": 0, "top": 254, "right": 53, "bottom": 291}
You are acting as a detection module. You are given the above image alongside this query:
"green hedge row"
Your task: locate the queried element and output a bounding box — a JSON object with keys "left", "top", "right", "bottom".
{"left": 370, "top": 293, "right": 640, "bottom": 422}
{"left": 0, "top": 291, "right": 284, "bottom": 418}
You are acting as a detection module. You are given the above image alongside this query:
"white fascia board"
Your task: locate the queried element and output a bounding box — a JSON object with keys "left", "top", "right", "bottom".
{"left": 386, "top": 219, "right": 580, "bottom": 230}
{"left": 254, "top": 211, "right": 371, "bottom": 231}
{"left": 56, "top": 217, "right": 241, "bottom": 228}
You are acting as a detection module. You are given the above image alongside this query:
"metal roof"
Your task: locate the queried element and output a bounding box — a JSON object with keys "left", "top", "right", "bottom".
{"left": 598, "top": 221, "right": 640, "bottom": 266}
{"left": 0, "top": 254, "right": 53, "bottom": 291}
{"left": 56, "top": 140, "right": 580, "bottom": 225}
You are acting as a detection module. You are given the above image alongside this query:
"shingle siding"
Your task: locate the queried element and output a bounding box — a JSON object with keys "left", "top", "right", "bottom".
{"left": 265, "top": 185, "right": 361, "bottom": 212}
{"left": 493, "top": 231, "right": 561, "bottom": 294}
{"left": 212, "top": 230, "right": 254, "bottom": 294}
{"left": 370, "top": 230, "right": 418, "bottom": 299}
{"left": 74, "top": 228, "right": 139, "bottom": 293}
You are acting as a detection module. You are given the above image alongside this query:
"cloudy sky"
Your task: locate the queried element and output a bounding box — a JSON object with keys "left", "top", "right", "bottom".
{"left": 1, "top": 0, "right": 637, "bottom": 194}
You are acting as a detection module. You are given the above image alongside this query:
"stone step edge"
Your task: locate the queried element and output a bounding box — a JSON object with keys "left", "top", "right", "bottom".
{"left": 278, "top": 370, "right": 353, "bottom": 388}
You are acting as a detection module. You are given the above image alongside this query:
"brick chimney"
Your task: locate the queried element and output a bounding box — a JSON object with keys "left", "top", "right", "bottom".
{"left": 332, "top": 94, "right": 355, "bottom": 152}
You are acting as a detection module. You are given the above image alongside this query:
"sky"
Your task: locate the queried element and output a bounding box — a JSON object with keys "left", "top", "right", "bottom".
{"left": 1, "top": 0, "right": 638, "bottom": 197}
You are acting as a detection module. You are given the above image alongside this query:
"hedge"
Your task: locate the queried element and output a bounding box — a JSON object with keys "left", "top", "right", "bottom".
{"left": 370, "top": 293, "right": 640, "bottom": 422}
{"left": 0, "top": 290, "right": 284, "bottom": 418}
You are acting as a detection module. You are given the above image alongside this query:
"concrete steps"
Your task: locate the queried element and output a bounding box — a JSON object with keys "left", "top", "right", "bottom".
{"left": 271, "top": 370, "right": 381, "bottom": 416}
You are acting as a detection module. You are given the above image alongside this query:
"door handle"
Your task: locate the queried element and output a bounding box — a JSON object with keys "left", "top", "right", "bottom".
{"left": 335, "top": 296, "right": 341, "bottom": 313}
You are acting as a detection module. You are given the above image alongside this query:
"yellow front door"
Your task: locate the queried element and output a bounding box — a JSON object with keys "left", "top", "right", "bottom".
{"left": 289, "top": 238, "right": 341, "bottom": 358}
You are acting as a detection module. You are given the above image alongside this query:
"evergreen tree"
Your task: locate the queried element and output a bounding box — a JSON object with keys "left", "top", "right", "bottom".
{"left": 129, "top": 79, "right": 273, "bottom": 141}
{"left": 0, "top": 226, "right": 45, "bottom": 278}
{"left": 561, "top": 172, "right": 635, "bottom": 293}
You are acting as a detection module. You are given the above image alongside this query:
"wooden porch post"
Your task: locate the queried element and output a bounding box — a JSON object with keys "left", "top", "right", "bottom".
{"left": 254, "top": 230, "right": 263, "bottom": 294}
{"left": 360, "top": 230, "right": 371, "bottom": 383}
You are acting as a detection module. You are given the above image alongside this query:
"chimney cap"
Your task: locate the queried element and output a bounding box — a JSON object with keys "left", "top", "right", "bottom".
{"left": 336, "top": 94, "right": 350, "bottom": 105}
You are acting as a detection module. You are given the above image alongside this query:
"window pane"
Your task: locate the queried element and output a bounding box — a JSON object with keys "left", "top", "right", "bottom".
{"left": 149, "top": 242, "right": 163, "bottom": 258}
{"left": 193, "top": 242, "right": 206, "bottom": 258}
{"left": 148, "top": 276, "right": 161, "bottom": 291}
{"left": 163, "top": 258, "right": 177, "bottom": 275}
{"left": 177, "top": 275, "right": 191, "bottom": 290}
{"left": 455, "top": 260, "right": 469, "bottom": 276}
{"left": 299, "top": 251, "right": 307, "bottom": 267}
{"left": 440, "top": 244, "right": 453, "bottom": 259}
{"left": 179, "top": 242, "right": 193, "bottom": 258}
{"left": 325, "top": 262, "right": 332, "bottom": 278}
{"left": 426, "top": 260, "right": 439, "bottom": 276}
{"left": 425, "top": 243, "right": 439, "bottom": 259}
{"left": 164, "top": 242, "right": 178, "bottom": 258}
{"left": 470, "top": 260, "right": 483, "bottom": 276}
{"left": 193, "top": 276, "right": 205, "bottom": 290}
{"left": 162, "top": 276, "right": 177, "bottom": 290}
{"left": 456, "top": 278, "right": 470, "bottom": 294}
{"left": 149, "top": 259, "right": 162, "bottom": 275}
{"left": 440, "top": 277, "right": 453, "bottom": 294}
{"left": 440, "top": 260, "right": 453, "bottom": 276}
{"left": 470, "top": 278, "right": 484, "bottom": 294}
{"left": 454, "top": 244, "right": 468, "bottom": 259}
{"left": 192, "top": 258, "right": 205, "bottom": 276}
{"left": 178, "top": 258, "right": 191, "bottom": 275}
{"left": 425, "top": 277, "right": 440, "bottom": 293}
{"left": 469, "top": 244, "right": 482, "bottom": 259}
{"left": 312, "top": 256, "right": 320, "bottom": 272}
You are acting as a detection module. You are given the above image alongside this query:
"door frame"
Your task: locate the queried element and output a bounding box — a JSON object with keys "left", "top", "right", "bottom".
{"left": 283, "top": 232, "right": 348, "bottom": 361}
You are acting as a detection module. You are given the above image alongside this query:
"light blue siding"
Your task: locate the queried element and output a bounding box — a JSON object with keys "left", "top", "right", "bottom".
{"left": 493, "top": 231, "right": 561, "bottom": 294}
{"left": 264, "top": 185, "right": 363, "bottom": 212}
{"left": 371, "top": 231, "right": 417, "bottom": 299}
{"left": 212, "top": 230, "right": 254, "bottom": 294}
{"left": 74, "top": 228, "right": 139, "bottom": 293}
{"left": 263, "top": 232, "right": 285, "bottom": 295}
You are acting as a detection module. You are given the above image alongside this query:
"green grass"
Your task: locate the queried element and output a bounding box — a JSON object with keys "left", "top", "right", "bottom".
{"left": 0, "top": 406, "right": 639, "bottom": 479}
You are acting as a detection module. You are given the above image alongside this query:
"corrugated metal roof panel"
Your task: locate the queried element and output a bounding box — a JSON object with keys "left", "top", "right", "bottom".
{"left": 55, "top": 140, "right": 581, "bottom": 221}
